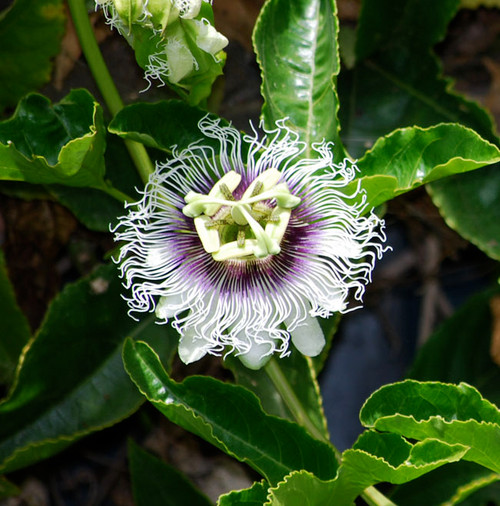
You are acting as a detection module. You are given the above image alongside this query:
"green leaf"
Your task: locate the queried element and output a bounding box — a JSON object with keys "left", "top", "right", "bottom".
{"left": 123, "top": 339, "right": 339, "bottom": 486}
{"left": 353, "top": 123, "right": 500, "bottom": 208}
{"left": 0, "top": 250, "right": 31, "bottom": 385}
{"left": 0, "top": 90, "right": 109, "bottom": 189}
{"left": 108, "top": 100, "right": 229, "bottom": 153}
{"left": 428, "top": 167, "right": 500, "bottom": 260}
{"left": 0, "top": 0, "right": 65, "bottom": 111}
{"left": 265, "top": 429, "right": 468, "bottom": 506}
{"left": 339, "top": 0, "right": 495, "bottom": 158}
{"left": 408, "top": 287, "right": 500, "bottom": 406}
{"left": 391, "top": 461, "right": 500, "bottom": 506}
{"left": 0, "top": 475, "right": 19, "bottom": 499}
{"left": 254, "top": 0, "right": 342, "bottom": 155}
{"left": 0, "top": 264, "right": 177, "bottom": 474}
{"left": 48, "top": 131, "right": 142, "bottom": 232}
{"left": 360, "top": 380, "right": 500, "bottom": 473}
{"left": 217, "top": 481, "right": 269, "bottom": 506}
{"left": 226, "top": 353, "right": 329, "bottom": 442}
{"left": 338, "top": 0, "right": 500, "bottom": 259}
{"left": 47, "top": 185, "right": 125, "bottom": 232}
{"left": 128, "top": 439, "right": 212, "bottom": 506}
{"left": 265, "top": 433, "right": 467, "bottom": 505}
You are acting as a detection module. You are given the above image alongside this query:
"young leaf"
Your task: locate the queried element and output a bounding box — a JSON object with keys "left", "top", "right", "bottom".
{"left": 353, "top": 123, "right": 500, "bottom": 208}
{"left": 408, "top": 287, "right": 500, "bottom": 406}
{"left": 122, "top": 339, "right": 339, "bottom": 486}
{"left": 0, "top": 90, "right": 108, "bottom": 189}
{"left": 254, "top": 0, "right": 343, "bottom": 156}
{"left": 0, "top": 250, "right": 31, "bottom": 385}
{"left": 0, "top": 0, "right": 65, "bottom": 111}
{"left": 128, "top": 439, "right": 212, "bottom": 506}
{"left": 217, "top": 480, "right": 269, "bottom": 506}
{"left": 360, "top": 380, "right": 500, "bottom": 473}
{"left": 108, "top": 100, "right": 231, "bottom": 153}
{"left": 265, "top": 433, "right": 468, "bottom": 506}
{"left": 0, "top": 264, "right": 177, "bottom": 474}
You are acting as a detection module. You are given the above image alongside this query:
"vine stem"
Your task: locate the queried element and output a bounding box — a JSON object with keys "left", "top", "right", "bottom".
{"left": 264, "top": 358, "right": 396, "bottom": 506}
{"left": 67, "top": 0, "right": 154, "bottom": 185}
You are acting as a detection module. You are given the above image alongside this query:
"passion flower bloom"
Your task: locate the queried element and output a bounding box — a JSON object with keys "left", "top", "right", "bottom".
{"left": 114, "top": 117, "right": 387, "bottom": 369}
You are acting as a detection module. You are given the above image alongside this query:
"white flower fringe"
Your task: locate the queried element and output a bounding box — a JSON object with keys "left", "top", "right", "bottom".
{"left": 114, "top": 117, "right": 388, "bottom": 366}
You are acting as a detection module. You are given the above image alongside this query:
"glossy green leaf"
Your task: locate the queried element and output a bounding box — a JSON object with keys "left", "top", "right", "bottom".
{"left": 265, "top": 429, "right": 468, "bottom": 506}
{"left": 0, "top": 90, "right": 109, "bottom": 189}
{"left": 339, "top": 0, "right": 495, "bottom": 158}
{"left": 353, "top": 124, "right": 500, "bottom": 208}
{"left": 128, "top": 439, "right": 212, "bottom": 506}
{"left": 408, "top": 287, "right": 500, "bottom": 406}
{"left": 48, "top": 131, "right": 142, "bottom": 231}
{"left": 0, "top": 0, "right": 65, "bottom": 111}
{"left": 109, "top": 100, "right": 229, "bottom": 153}
{"left": 391, "top": 461, "right": 500, "bottom": 506}
{"left": 123, "top": 339, "right": 339, "bottom": 486}
{"left": 338, "top": 0, "right": 500, "bottom": 259}
{"left": 0, "top": 250, "right": 31, "bottom": 385}
{"left": 226, "top": 353, "right": 329, "bottom": 442}
{"left": 254, "top": 0, "right": 342, "bottom": 156}
{"left": 0, "top": 264, "right": 177, "bottom": 474}
{"left": 428, "top": 167, "right": 500, "bottom": 260}
{"left": 360, "top": 380, "right": 500, "bottom": 473}
{"left": 217, "top": 481, "right": 269, "bottom": 506}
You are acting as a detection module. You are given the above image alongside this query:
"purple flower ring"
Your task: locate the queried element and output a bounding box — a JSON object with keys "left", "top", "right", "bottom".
{"left": 114, "top": 117, "right": 387, "bottom": 369}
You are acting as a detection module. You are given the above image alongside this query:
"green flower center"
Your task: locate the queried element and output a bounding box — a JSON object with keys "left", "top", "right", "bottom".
{"left": 182, "top": 169, "right": 301, "bottom": 261}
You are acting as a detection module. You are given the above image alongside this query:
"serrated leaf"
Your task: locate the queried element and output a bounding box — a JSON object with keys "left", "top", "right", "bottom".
{"left": 0, "top": 250, "right": 31, "bottom": 385}
{"left": 360, "top": 380, "right": 500, "bottom": 473}
{"left": 352, "top": 124, "right": 500, "bottom": 208}
{"left": 391, "top": 461, "right": 500, "bottom": 506}
{"left": 123, "top": 339, "right": 339, "bottom": 486}
{"left": 339, "top": 0, "right": 495, "bottom": 158}
{"left": 108, "top": 100, "right": 230, "bottom": 153}
{"left": 338, "top": 0, "right": 500, "bottom": 259}
{"left": 0, "top": 90, "right": 109, "bottom": 189}
{"left": 226, "top": 353, "right": 329, "bottom": 442}
{"left": 265, "top": 433, "right": 467, "bottom": 505}
{"left": 254, "top": 0, "right": 342, "bottom": 156}
{"left": 217, "top": 480, "right": 269, "bottom": 506}
{"left": 0, "top": 264, "right": 177, "bottom": 474}
{"left": 408, "top": 287, "right": 500, "bottom": 406}
{"left": 0, "top": 0, "right": 65, "bottom": 111}
{"left": 128, "top": 439, "right": 212, "bottom": 506}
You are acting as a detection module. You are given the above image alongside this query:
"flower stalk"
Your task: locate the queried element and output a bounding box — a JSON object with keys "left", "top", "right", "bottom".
{"left": 67, "top": 0, "right": 154, "bottom": 185}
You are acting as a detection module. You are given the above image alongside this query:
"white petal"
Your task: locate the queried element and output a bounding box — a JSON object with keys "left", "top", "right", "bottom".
{"left": 236, "top": 338, "right": 272, "bottom": 370}
{"left": 178, "top": 328, "right": 208, "bottom": 364}
{"left": 156, "top": 293, "right": 185, "bottom": 320}
{"left": 288, "top": 313, "right": 325, "bottom": 357}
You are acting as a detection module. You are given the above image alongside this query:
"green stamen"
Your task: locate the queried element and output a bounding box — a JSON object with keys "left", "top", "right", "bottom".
{"left": 183, "top": 168, "right": 300, "bottom": 261}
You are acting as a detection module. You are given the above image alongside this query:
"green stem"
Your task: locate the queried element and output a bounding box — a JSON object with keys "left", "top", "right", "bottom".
{"left": 67, "top": 0, "right": 154, "bottom": 184}
{"left": 264, "top": 358, "right": 396, "bottom": 506}
{"left": 265, "top": 358, "right": 332, "bottom": 446}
